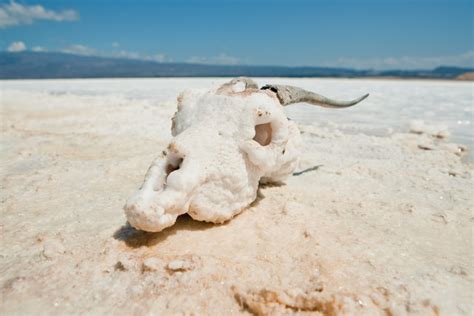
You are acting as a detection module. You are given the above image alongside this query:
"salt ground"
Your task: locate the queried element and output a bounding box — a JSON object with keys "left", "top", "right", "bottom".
{"left": 0, "top": 78, "right": 472, "bottom": 315}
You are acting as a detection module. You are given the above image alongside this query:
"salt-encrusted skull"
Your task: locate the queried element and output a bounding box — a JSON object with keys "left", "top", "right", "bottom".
{"left": 124, "top": 78, "right": 368, "bottom": 232}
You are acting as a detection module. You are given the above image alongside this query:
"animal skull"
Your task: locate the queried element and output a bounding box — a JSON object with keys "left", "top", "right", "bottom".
{"left": 124, "top": 78, "right": 368, "bottom": 232}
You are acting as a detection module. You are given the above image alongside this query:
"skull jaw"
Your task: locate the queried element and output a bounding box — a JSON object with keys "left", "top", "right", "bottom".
{"left": 124, "top": 170, "right": 261, "bottom": 232}
{"left": 124, "top": 149, "right": 301, "bottom": 233}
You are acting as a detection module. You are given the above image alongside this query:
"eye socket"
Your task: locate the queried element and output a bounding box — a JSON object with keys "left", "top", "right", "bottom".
{"left": 165, "top": 156, "right": 183, "bottom": 179}
{"left": 253, "top": 123, "right": 272, "bottom": 146}
{"left": 166, "top": 160, "right": 182, "bottom": 175}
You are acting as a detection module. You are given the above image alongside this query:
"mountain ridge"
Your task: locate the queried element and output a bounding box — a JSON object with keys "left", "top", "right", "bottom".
{"left": 1, "top": 52, "right": 472, "bottom": 79}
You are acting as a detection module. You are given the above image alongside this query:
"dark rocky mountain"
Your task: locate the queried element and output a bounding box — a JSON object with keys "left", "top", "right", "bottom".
{"left": 1, "top": 52, "right": 472, "bottom": 79}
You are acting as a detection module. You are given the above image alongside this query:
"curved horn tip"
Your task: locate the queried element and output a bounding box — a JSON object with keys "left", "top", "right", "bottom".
{"left": 349, "top": 93, "right": 369, "bottom": 106}
{"left": 358, "top": 93, "right": 370, "bottom": 102}
{"left": 327, "top": 92, "right": 370, "bottom": 108}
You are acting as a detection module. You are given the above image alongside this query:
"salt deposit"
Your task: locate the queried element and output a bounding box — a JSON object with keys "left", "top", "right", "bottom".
{"left": 0, "top": 78, "right": 472, "bottom": 315}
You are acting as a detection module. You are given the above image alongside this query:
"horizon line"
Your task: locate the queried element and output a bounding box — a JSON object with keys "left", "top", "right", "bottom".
{"left": 3, "top": 50, "right": 474, "bottom": 72}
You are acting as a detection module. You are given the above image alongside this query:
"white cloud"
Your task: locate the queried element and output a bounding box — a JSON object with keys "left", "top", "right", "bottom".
{"left": 186, "top": 53, "right": 240, "bottom": 65}
{"left": 111, "top": 42, "right": 120, "bottom": 48}
{"left": 143, "top": 53, "right": 167, "bottom": 63}
{"left": 7, "top": 41, "right": 26, "bottom": 52}
{"left": 0, "top": 1, "right": 79, "bottom": 28}
{"left": 60, "top": 45, "right": 170, "bottom": 63}
{"left": 32, "top": 46, "right": 46, "bottom": 52}
{"left": 113, "top": 50, "right": 169, "bottom": 63}
{"left": 115, "top": 50, "right": 141, "bottom": 59}
{"left": 61, "top": 44, "right": 96, "bottom": 56}
{"left": 322, "top": 51, "right": 474, "bottom": 70}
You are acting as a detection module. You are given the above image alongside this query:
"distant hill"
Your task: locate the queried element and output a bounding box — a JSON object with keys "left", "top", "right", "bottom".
{"left": 0, "top": 52, "right": 472, "bottom": 80}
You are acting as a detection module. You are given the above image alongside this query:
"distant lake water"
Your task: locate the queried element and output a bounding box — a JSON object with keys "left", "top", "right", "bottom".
{"left": 2, "top": 77, "right": 472, "bottom": 159}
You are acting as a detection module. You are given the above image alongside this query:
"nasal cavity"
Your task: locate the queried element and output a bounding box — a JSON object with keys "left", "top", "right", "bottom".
{"left": 254, "top": 123, "right": 272, "bottom": 146}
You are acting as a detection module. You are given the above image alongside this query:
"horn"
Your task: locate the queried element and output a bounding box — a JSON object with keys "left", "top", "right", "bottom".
{"left": 218, "top": 77, "right": 259, "bottom": 92}
{"left": 261, "top": 84, "right": 369, "bottom": 108}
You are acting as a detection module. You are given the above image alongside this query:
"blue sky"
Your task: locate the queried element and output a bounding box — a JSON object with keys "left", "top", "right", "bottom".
{"left": 0, "top": 0, "right": 473, "bottom": 69}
